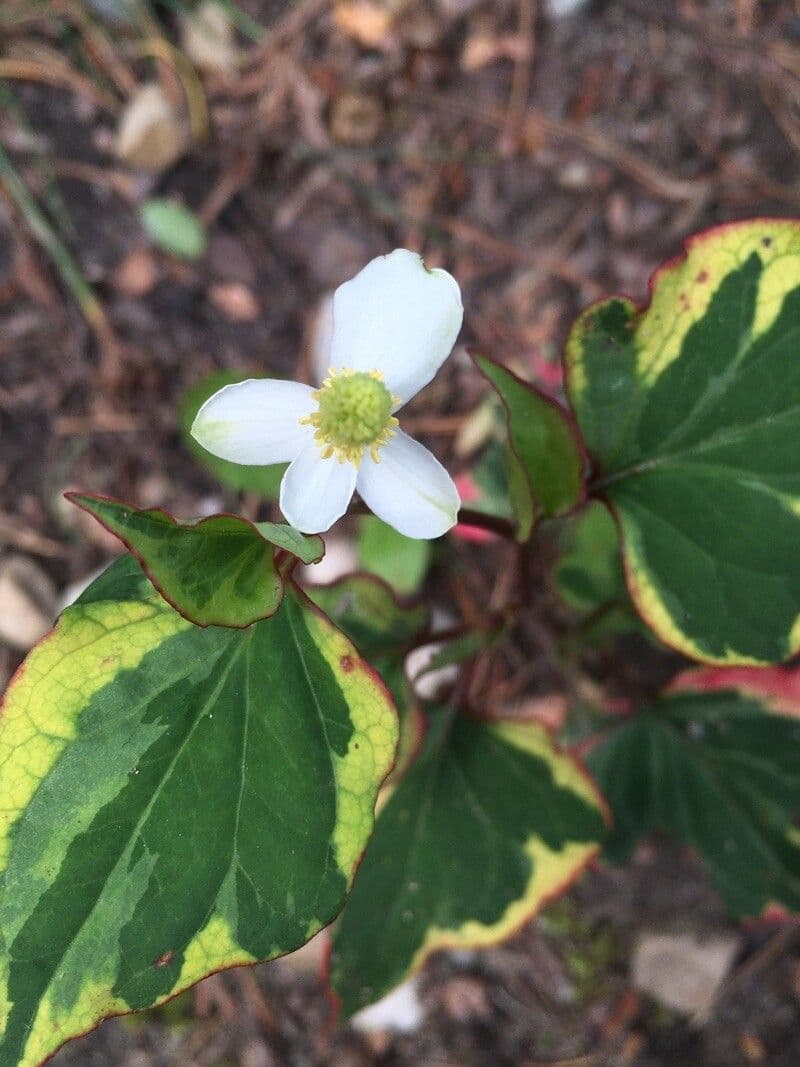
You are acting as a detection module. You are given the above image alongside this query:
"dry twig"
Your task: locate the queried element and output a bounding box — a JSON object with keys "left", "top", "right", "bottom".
{"left": 501, "top": 0, "right": 536, "bottom": 156}
{"left": 0, "top": 513, "right": 69, "bottom": 559}
{"left": 0, "top": 58, "right": 118, "bottom": 112}
{"left": 407, "top": 89, "right": 712, "bottom": 204}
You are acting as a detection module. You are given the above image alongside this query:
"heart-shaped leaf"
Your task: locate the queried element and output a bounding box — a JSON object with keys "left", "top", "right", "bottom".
{"left": 472, "top": 353, "right": 584, "bottom": 539}
{"left": 587, "top": 673, "right": 800, "bottom": 915}
{"left": 329, "top": 709, "right": 607, "bottom": 1017}
{"left": 69, "top": 494, "right": 323, "bottom": 628}
{"left": 0, "top": 560, "right": 397, "bottom": 1065}
{"left": 566, "top": 221, "right": 800, "bottom": 664}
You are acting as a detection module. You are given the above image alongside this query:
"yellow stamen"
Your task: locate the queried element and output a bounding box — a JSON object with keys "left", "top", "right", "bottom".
{"left": 301, "top": 367, "right": 399, "bottom": 465}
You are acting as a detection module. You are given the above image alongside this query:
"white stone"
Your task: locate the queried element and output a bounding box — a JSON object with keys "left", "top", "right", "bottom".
{"left": 350, "top": 977, "right": 424, "bottom": 1034}
{"left": 300, "top": 536, "right": 358, "bottom": 586}
{"left": 545, "top": 0, "right": 590, "bottom": 17}
{"left": 632, "top": 931, "right": 741, "bottom": 1019}
{"left": 405, "top": 608, "right": 459, "bottom": 700}
{"left": 275, "top": 930, "right": 328, "bottom": 979}
{"left": 57, "top": 565, "right": 108, "bottom": 614}
{"left": 0, "top": 555, "right": 56, "bottom": 650}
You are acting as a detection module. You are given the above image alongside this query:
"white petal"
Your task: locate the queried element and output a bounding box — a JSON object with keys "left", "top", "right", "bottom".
{"left": 280, "top": 444, "right": 357, "bottom": 533}
{"left": 356, "top": 430, "right": 460, "bottom": 539}
{"left": 310, "top": 292, "right": 334, "bottom": 386}
{"left": 191, "top": 379, "right": 315, "bottom": 465}
{"left": 329, "top": 249, "right": 463, "bottom": 408}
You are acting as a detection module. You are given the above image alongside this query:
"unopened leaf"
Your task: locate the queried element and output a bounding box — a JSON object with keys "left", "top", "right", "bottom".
{"left": 588, "top": 677, "right": 800, "bottom": 915}
{"left": 330, "top": 709, "right": 606, "bottom": 1016}
{"left": 0, "top": 563, "right": 397, "bottom": 1065}
{"left": 69, "top": 494, "right": 323, "bottom": 627}
{"left": 472, "top": 353, "right": 584, "bottom": 539}
{"left": 180, "top": 371, "right": 287, "bottom": 498}
{"left": 140, "top": 198, "right": 207, "bottom": 260}
{"left": 566, "top": 221, "right": 800, "bottom": 664}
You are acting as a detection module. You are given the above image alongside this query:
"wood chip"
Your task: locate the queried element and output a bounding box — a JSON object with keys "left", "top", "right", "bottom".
{"left": 208, "top": 281, "right": 261, "bottom": 321}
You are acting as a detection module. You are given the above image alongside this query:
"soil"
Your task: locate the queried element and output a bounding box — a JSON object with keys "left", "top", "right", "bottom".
{"left": 2, "top": 0, "right": 800, "bottom": 1063}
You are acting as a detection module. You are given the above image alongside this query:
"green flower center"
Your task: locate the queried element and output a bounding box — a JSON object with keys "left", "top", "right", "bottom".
{"left": 304, "top": 369, "right": 398, "bottom": 464}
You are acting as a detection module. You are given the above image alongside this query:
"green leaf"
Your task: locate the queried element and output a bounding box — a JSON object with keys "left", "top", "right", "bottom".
{"left": 556, "top": 503, "right": 626, "bottom": 614}
{"left": 565, "top": 221, "right": 800, "bottom": 664}
{"left": 329, "top": 709, "right": 607, "bottom": 1016}
{"left": 308, "top": 575, "right": 428, "bottom": 781}
{"left": 357, "top": 517, "right": 431, "bottom": 595}
{"left": 0, "top": 565, "right": 397, "bottom": 1066}
{"left": 254, "top": 521, "right": 324, "bottom": 565}
{"left": 68, "top": 494, "right": 323, "bottom": 628}
{"left": 587, "top": 677, "right": 800, "bottom": 916}
{"left": 179, "top": 372, "right": 287, "bottom": 498}
{"left": 307, "top": 574, "right": 428, "bottom": 660}
{"left": 555, "top": 502, "right": 639, "bottom": 640}
{"left": 472, "top": 353, "right": 584, "bottom": 539}
{"left": 140, "top": 199, "right": 207, "bottom": 260}
{"left": 470, "top": 440, "right": 514, "bottom": 520}
{"left": 73, "top": 553, "right": 157, "bottom": 606}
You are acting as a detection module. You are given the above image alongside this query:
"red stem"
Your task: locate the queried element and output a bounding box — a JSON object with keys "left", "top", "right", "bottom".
{"left": 457, "top": 507, "right": 516, "bottom": 539}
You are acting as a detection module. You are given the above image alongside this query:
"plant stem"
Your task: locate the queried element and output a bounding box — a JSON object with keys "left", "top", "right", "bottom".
{"left": 406, "top": 619, "right": 501, "bottom": 656}
{"left": 457, "top": 507, "right": 516, "bottom": 540}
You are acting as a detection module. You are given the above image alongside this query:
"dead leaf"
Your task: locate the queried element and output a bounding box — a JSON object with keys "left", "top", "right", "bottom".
{"left": 115, "top": 83, "right": 190, "bottom": 173}
{"left": 113, "top": 247, "right": 158, "bottom": 297}
{"left": 330, "top": 90, "right": 384, "bottom": 145}
{"left": 461, "top": 32, "right": 529, "bottom": 73}
{"left": 334, "top": 2, "right": 394, "bottom": 48}
{"left": 208, "top": 282, "right": 260, "bottom": 321}
{"left": 180, "top": 0, "right": 240, "bottom": 76}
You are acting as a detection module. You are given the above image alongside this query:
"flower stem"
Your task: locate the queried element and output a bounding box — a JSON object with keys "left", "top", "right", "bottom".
{"left": 457, "top": 508, "right": 516, "bottom": 540}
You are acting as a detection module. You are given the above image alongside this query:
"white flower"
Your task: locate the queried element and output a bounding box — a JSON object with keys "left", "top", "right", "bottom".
{"left": 191, "top": 249, "right": 463, "bottom": 538}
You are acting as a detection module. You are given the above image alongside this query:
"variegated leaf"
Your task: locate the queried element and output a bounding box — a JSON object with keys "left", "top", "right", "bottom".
{"left": 0, "top": 559, "right": 397, "bottom": 1065}
{"left": 566, "top": 221, "right": 800, "bottom": 663}
{"left": 329, "top": 709, "right": 607, "bottom": 1016}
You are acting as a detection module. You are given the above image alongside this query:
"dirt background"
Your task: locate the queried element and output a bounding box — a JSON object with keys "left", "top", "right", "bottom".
{"left": 2, "top": 0, "right": 800, "bottom": 1063}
